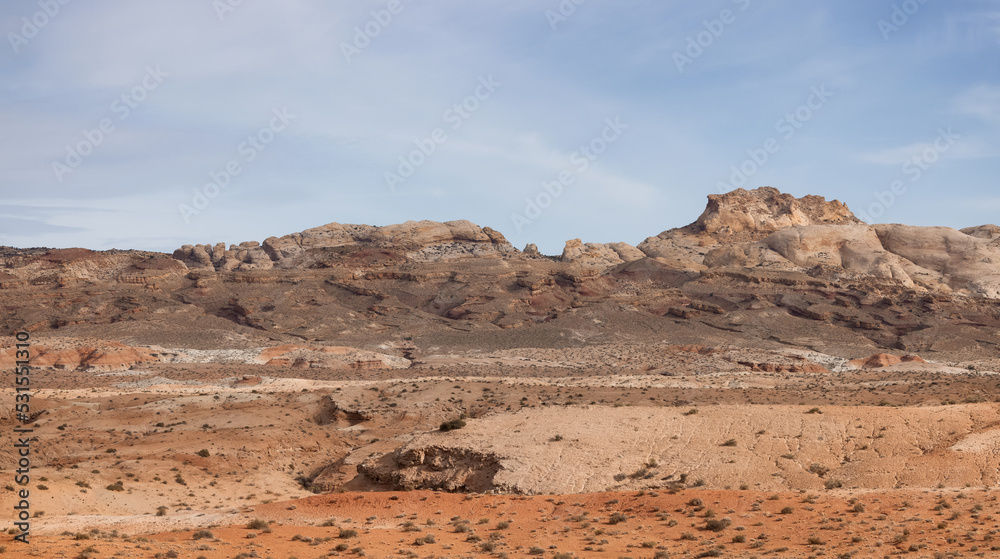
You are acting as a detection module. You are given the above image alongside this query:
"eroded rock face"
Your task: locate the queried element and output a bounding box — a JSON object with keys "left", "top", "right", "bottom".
{"left": 359, "top": 446, "right": 505, "bottom": 493}
{"left": 961, "top": 225, "right": 1000, "bottom": 241}
{"left": 0, "top": 341, "right": 162, "bottom": 371}
{"left": 637, "top": 187, "right": 861, "bottom": 270}
{"left": 710, "top": 224, "right": 920, "bottom": 286}
{"left": 175, "top": 220, "right": 519, "bottom": 270}
{"left": 692, "top": 186, "right": 861, "bottom": 240}
{"left": 164, "top": 188, "right": 1000, "bottom": 296}
{"left": 874, "top": 224, "right": 1000, "bottom": 298}
{"left": 173, "top": 242, "right": 273, "bottom": 272}
{"left": 254, "top": 344, "right": 411, "bottom": 369}
{"left": 701, "top": 220, "right": 1000, "bottom": 296}
{"left": 561, "top": 239, "right": 644, "bottom": 267}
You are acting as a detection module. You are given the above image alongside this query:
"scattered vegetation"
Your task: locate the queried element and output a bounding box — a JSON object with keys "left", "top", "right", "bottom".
{"left": 439, "top": 418, "right": 467, "bottom": 431}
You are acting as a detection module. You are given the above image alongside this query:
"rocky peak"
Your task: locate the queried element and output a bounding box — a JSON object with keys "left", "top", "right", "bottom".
{"left": 691, "top": 186, "right": 861, "bottom": 241}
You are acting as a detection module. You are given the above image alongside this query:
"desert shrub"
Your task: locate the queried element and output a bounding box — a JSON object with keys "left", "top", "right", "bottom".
{"left": 105, "top": 482, "right": 124, "bottom": 492}
{"left": 339, "top": 528, "right": 358, "bottom": 538}
{"left": 732, "top": 534, "right": 746, "bottom": 543}
{"left": 808, "top": 463, "right": 829, "bottom": 477}
{"left": 608, "top": 512, "right": 627, "bottom": 524}
{"left": 629, "top": 467, "right": 650, "bottom": 479}
{"left": 528, "top": 547, "right": 545, "bottom": 555}
{"left": 192, "top": 530, "right": 213, "bottom": 540}
{"left": 197, "top": 449, "right": 210, "bottom": 458}
{"left": 439, "top": 418, "right": 467, "bottom": 431}
{"left": 824, "top": 479, "right": 843, "bottom": 490}
{"left": 807, "top": 536, "right": 826, "bottom": 545}
{"left": 705, "top": 518, "right": 731, "bottom": 531}
{"left": 780, "top": 506, "right": 794, "bottom": 515}
{"left": 246, "top": 519, "right": 269, "bottom": 530}
{"left": 721, "top": 439, "right": 737, "bottom": 447}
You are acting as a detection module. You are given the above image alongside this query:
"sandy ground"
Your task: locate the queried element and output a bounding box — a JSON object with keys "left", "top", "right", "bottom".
{"left": 17, "top": 488, "right": 1000, "bottom": 558}
{"left": 371, "top": 403, "right": 1000, "bottom": 494}
{"left": 4, "top": 342, "right": 1000, "bottom": 558}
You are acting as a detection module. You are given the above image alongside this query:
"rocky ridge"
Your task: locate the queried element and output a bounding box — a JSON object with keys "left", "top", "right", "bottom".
{"left": 172, "top": 219, "right": 518, "bottom": 271}
{"left": 3, "top": 186, "right": 1000, "bottom": 363}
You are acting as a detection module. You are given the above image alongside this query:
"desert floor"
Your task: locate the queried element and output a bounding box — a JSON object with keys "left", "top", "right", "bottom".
{"left": 4, "top": 340, "right": 1000, "bottom": 558}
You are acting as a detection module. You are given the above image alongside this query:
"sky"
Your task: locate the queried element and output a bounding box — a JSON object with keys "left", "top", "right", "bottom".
{"left": 1, "top": 0, "right": 998, "bottom": 255}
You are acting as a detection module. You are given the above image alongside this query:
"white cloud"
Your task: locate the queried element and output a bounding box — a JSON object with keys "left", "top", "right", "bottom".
{"left": 953, "top": 84, "right": 1000, "bottom": 122}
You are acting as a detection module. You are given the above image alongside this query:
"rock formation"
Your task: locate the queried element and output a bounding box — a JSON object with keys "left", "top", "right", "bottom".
{"left": 173, "top": 220, "right": 519, "bottom": 271}
{"left": 560, "top": 239, "right": 644, "bottom": 267}
{"left": 4, "top": 186, "right": 1000, "bottom": 363}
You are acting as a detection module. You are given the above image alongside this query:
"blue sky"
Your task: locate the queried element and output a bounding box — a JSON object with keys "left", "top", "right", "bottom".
{"left": 1, "top": 0, "right": 997, "bottom": 255}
